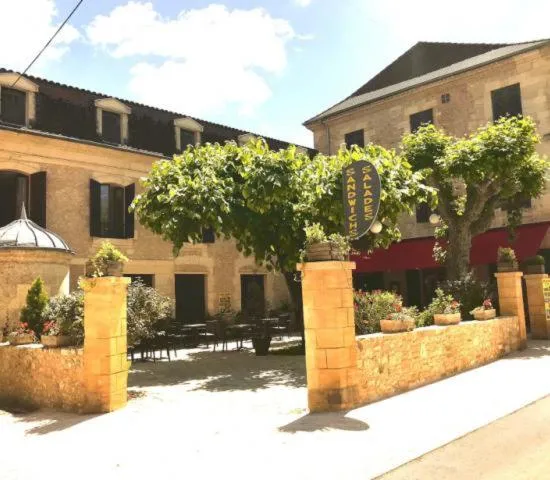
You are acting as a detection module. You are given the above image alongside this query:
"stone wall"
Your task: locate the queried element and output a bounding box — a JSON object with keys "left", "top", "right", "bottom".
{"left": 0, "top": 344, "right": 87, "bottom": 412}
{"left": 356, "top": 317, "right": 521, "bottom": 405}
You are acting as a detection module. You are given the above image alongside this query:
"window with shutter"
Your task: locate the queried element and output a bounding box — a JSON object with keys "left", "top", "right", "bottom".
{"left": 1, "top": 87, "right": 26, "bottom": 126}
{"left": 90, "top": 180, "right": 133, "bottom": 239}
{"left": 0, "top": 171, "right": 29, "bottom": 227}
{"left": 410, "top": 109, "right": 433, "bottom": 133}
{"left": 102, "top": 110, "right": 122, "bottom": 144}
{"left": 344, "top": 130, "right": 365, "bottom": 148}
{"left": 180, "top": 129, "right": 196, "bottom": 150}
{"left": 491, "top": 83, "right": 522, "bottom": 121}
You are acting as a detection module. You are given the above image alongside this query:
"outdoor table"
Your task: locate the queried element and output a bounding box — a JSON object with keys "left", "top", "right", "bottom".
{"left": 181, "top": 323, "right": 207, "bottom": 346}
{"left": 227, "top": 323, "right": 255, "bottom": 350}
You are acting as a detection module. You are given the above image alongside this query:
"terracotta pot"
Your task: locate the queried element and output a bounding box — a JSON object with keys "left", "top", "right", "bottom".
{"left": 380, "top": 317, "right": 415, "bottom": 333}
{"left": 41, "top": 335, "right": 73, "bottom": 348}
{"left": 8, "top": 333, "right": 35, "bottom": 346}
{"left": 434, "top": 313, "right": 461, "bottom": 326}
{"left": 526, "top": 264, "right": 545, "bottom": 274}
{"left": 473, "top": 309, "right": 496, "bottom": 321}
{"left": 106, "top": 261, "right": 123, "bottom": 277}
{"left": 305, "top": 242, "right": 345, "bottom": 262}
{"left": 497, "top": 261, "right": 518, "bottom": 272}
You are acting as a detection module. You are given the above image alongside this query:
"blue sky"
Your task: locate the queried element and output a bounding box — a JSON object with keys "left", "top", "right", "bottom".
{"left": 3, "top": 1, "right": 550, "bottom": 147}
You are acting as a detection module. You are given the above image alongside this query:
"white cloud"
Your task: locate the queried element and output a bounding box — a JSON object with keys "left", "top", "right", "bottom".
{"left": 294, "top": 0, "right": 313, "bottom": 7}
{"left": 0, "top": 0, "right": 79, "bottom": 72}
{"left": 86, "top": 2, "right": 301, "bottom": 116}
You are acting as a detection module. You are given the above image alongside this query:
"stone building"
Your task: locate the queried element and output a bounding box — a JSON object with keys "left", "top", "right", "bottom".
{"left": 0, "top": 70, "right": 303, "bottom": 327}
{"left": 304, "top": 39, "right": 550, "bottom": 306}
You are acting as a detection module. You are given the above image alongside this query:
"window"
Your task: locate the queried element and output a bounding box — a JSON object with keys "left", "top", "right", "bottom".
{"left": 0, "top": 87, "right": 26, "bottom": 125}
{"left": 410, "top": 109, "right": 433, "bottom": 133}
{"left": 416, "top": 203, "right": 432, "bottom": 223}
{"left": 102, "top": 110, "right": 121, "bottom": 144}
{"left": 491, "top": 83, "right": 522, "bottom": 121}
{"left": 441, "top": 93, "right": 451, "bottom": 104}
{"left": 90, "top": 180, "right": 135, "bottom": 239}
{"left": 201, "top": 227, "right": 215, "bottom": 244}
{"left": 344, "top": 130, "right": 364, "bottom": 148}
{"left": 180, "top": 129, "right": 196, "bottom": 150}
{"left": 0, "top": 171, "right": 46, "bottom": 227}
{"left": 124, "top": 274, "right": 154, "bottom": 288}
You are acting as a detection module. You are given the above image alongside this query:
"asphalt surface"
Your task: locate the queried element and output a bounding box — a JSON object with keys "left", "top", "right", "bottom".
{"left": 380, "top": 395, "right": 550, "bottom": 480}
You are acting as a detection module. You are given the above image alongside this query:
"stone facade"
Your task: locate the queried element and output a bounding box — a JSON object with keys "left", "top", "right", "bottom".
{"left": 0, "top": 249, "right": 72, "bottom": 330}
{"left": 0, "top": 128, "right": 290, "bottom": 319}
{"left": 355, "top": 317, "right": 521, "bottom": 405}
{"left": 0, "top": 344, "right": 87, "bottom": 412}
{"left": 524, "top": 273, "right": 550, "bottom": 339}
{"left": 306, "top": 43, "right": 550, "bottom": 241}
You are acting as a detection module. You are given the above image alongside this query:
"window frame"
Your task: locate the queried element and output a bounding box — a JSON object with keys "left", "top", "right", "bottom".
{"left": 491, "top": 83, "right": 522, "bottom": 122}
{"left": 90, "top": 180, "right": 135, "bottom": 239}
{"left": 95, "top": 98, "right": 131, "bottom": 145}
{"left": 0, "top": 73, "right": 39, "bottom": 127}
{"left": 174, "top": 117, "right": 203, "bottom": 151}
{"left": 409, "top": 108, "right": 434, "bottom": 133}
{"left": 344, "top": 129, "right": 365, "bottom": 149}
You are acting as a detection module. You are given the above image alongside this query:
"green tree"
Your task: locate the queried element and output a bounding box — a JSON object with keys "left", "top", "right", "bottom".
{"left": 20, "top": 277, "right": 49, "bottom": 335}
{"left": 132, "top": 139, "right": 433, "bottom": 317}
{"left": 402, "top": 116, "right": 548, "bottom": 279}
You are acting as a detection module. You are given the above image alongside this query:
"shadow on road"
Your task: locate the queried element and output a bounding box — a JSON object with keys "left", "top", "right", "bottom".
{"left": 279, "top": 411, "right": 369, "bottom": 433}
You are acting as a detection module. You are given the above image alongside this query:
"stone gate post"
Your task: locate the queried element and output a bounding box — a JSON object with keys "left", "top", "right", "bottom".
{"left": 495, "top": 272, "right": 527, "bottom": 349}
{"left": 524, "top": 274, "right": 549, "bottom": 339}
{"left": 298, "top": 261, "right": 357, "bottom": 412}
{"left": 82, "top": 276, "right": 131, "bottom": 413}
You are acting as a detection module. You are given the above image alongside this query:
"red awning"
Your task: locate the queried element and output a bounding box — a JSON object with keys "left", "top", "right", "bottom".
{"left": 352, "top": 222, "right": 549, "bottom": 273}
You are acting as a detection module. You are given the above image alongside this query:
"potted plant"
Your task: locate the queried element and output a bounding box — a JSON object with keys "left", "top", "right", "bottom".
{"left": 8, "top": 322, "right": 36, "bottom": 346}
{"left": 470, "top": 298, "right": 496, "bottom": 321}
{"left": 380, "top": 300, "right": 416, "bottom": 333}
{"left": 86, "top": 241, "right": 129, "bottom": 277}
{"left": 41, "top": 320, "right": 74, "bottom": 348}
{"left": 302, "top": 223, "right": 350, "bottom": 262}
{"left": 497, "top": 247, "right": 518, "bottom": 272}
{"left": 251, "top": 322, "right": 272, "bottom": 356}
{"left": 431, "top": 288, "right": 461, "bottom": 326}
{"left": 524, "top": 255, "right": 545, "bottom": 274}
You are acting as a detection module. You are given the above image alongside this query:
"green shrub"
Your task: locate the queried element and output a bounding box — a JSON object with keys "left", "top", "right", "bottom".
{"left": 88, "top": 241, "right": 128, "bottom": 277}
{"left": 525, "top": 255, "right": 545, "bottom": 266}
{"left": 20, "top": 277, "right": 49, "bottom": 336}
{"left": 127, "top": 280, "right": 173, "bottom": 346}
{"left": 354, "top": 290, "right": 400, "bottom": 334}
{"left": 42, "top": 290, "right": 84, "bottom": 343}
{"left": 439, "top": 272, "right": 493, "bottom": 319}
{"left": 497, "top": 247, "right": 517, "bottom": 263}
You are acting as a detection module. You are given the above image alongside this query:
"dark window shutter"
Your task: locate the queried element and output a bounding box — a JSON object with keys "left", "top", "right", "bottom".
{"left": 180, "top": 129, "right": 196, "bottom": 150}
{"left": 1, "top": 87, "right": 26, "bottom": 125}
{"left": 124, "top": 183, "right": 135, "bottom": 239}
{"left": 29, "top": 171, "right": 47, "bottom": 227}
{"left": 102, "top": 110, "right": 121, "bottom": 144}
{"left": 410, "top": 109, "right": 433, "bottom": 133}
{"left": 344, "top": 130, "right": 365, "bottom": 148}
{"left": 90, "top": 179, "right": 101, "bottom": 236}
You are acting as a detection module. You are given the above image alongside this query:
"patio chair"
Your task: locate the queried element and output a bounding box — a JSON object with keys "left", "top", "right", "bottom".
{"left": 205, "top": 320, "right": 229, "bottom": 352}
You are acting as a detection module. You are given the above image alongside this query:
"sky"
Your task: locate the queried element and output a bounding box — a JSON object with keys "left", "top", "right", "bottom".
{"left": 2, "top": 0, "right": 550, "bottom": 147}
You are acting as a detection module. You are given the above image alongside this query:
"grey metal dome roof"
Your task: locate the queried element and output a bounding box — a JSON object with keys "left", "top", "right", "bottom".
{"left": 0, "top": 205, "right": 72, "bottom": 252}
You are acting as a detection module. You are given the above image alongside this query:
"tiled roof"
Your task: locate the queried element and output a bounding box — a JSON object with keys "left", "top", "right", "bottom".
{"left": 304, "top": 39, "right": 550, "bottom": 125}
{"left": 0, "top": 68, "right": 314, "bottom": 156}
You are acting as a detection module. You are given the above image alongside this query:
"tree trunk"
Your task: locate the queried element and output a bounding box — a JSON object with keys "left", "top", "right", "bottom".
{"left": 445, "top": 227, "right": 472, "bottom": 280}
{"left": 283, "top": 270, "right": 305, "bottom": 350}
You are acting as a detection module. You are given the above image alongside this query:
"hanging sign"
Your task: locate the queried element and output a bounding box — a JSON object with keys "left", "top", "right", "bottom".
{"left": 342, "top": 160, "right": 381, "bottom": 240}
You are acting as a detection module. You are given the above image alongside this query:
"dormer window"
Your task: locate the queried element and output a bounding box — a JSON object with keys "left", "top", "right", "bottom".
{"left": 0, "top": 73, "right": 38, "bottom": 127}
{"left": 174, "top": 117, "right": 203, "bottom": 151}
{"left": 238, "top": 133, "right": 257, "bottom": 146}
{"left": 95, "top": 98, "right": 131, "bottom": 145}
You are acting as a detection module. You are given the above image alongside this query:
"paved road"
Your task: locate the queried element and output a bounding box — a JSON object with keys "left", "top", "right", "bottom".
{"left": 380, "top": 395, "right": 550, "bottom": 480}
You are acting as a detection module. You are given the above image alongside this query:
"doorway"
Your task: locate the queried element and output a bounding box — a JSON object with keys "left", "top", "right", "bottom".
{"left": 241, "top": 275, "right": 266, "bottom": 317}
{"left": 175, "top": 274, "right": 206, "bottom": 324}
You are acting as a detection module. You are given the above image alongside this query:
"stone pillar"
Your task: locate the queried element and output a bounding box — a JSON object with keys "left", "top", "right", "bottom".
{"left": 298, "top": 261, "right": 357, "bottom": 412}
{"left": 495, "top": 272, "right": 527, "bottom": 349}
{"left": 81, "top": 276, "right": 130, "bottom": 413}
{"left": 524, "top": 274, "right": 549, "bottom": 339}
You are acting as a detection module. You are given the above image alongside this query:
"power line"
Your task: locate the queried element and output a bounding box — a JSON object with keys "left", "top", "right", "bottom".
{"left": 11, "top": 0, "right": 85, "bottom": 88}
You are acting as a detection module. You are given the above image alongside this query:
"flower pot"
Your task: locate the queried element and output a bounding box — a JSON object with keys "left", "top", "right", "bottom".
{"left": 41, "top": 335, "right": 73, "bottom": 348}
{"left": 8, "top": 333, "right": 35, "bottom": 346}
{"left": 472, "top": 309, "right": 496, "bottom": 321}
{"left": 434, "top": 313, "right": 461, "bottom": 326}
{"left": 497, "top": 261, "right": 518, "bottom": 272}
{"left": 306, "top": 242, "right": 344, "bottom": 262}
{"left": 106, "top": 261, "right": 123, "bottom": 277}
{"left": 380, "top": 317, "right": 415, "bottom": 333}
{"left": 252, "top": 336, "right": 272, "bottom": 356}
{"left": 526, "top": 264, "right": 545, "bottom": 274}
